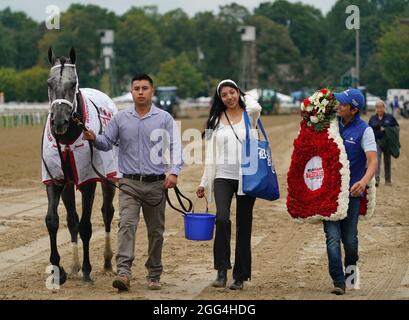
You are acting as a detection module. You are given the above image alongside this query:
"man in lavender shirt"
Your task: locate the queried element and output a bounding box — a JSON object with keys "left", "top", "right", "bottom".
{"left": 83, "top": 74, "right": 183, "bottom": 291}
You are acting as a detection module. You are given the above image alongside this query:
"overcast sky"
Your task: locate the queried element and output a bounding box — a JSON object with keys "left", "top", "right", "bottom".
{"left": 0, "top": 0, "right": 337, "bottom": 21}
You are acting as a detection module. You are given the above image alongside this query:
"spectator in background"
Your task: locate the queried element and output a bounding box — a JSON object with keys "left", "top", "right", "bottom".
{"left": 369, "top": 100, "right": 399, "bottom": 187}
{"left": 390, "top": 96, "right": 400, "bottom": 118}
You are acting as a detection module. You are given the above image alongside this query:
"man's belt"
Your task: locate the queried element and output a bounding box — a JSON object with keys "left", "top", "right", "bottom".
{"left": 123, "top": 173, "right": 166, "bottom": 182}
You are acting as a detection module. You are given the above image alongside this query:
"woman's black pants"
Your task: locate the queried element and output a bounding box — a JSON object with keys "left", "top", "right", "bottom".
{"left": 213, "top": 178, "right": 256, "bottom": 281}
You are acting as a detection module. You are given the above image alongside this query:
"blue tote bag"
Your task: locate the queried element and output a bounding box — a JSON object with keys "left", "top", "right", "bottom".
{"left": 241, "top": 112, "right": 279, "bottom": 201}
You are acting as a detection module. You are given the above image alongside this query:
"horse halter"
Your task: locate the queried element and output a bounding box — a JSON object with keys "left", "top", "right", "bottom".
{"left": 48, "top": 63, "right": 79, "bottom": 116}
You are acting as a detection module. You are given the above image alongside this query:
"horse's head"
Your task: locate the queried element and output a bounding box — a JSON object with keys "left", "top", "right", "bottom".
{"left": 47, "top": 47, "right": 78, "bottom": 135}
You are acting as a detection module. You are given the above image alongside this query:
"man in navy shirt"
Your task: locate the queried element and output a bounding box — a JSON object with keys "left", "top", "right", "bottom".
{"left": 368, "top": 100, "right": 399, "bottom": 187}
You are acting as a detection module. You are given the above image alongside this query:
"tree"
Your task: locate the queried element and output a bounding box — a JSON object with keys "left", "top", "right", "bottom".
{"left": 191, "top": 11, "right": 242, "bottom": 82}
{"left": 0, "top": 68, "right": 18, "bottom": 101}
{"left": 255, "top": 1, "right": 326, "bottom": 61}
{"left": 0, "top": 67, "right": 49, "bottom": 102}
{"left": 254, "top": 1, "right": 327, "bottom": 89}
{"left": 218, "top": 2, "right": 250, "bottom": 24}
{"left": 246, "top": 15, "right": 302, "bottom": 92}
{"left": 157, "top": 9, "right": 196, "bottom": 61}
{"left": 378, "top": 21, "right": 409, "bottom": 88}
{"left": 324, "top": 0, "right": 408, "bottom": 86}
{"left": 0, "top": 8, "right": 42, "bottom": 70}
{"left": 16, "top": 67, "right": 49, "bottom": 102}
{"left": 360, "top": 54, "right": 390, "bottom": 97}
{"left": 114, "top": 9, "right": 163, "bottom": 90}
{"left": 37, "top": 4, "right": 117, "bottom": 88}
{"left": 0, "top": 24, "right": 16, "bottom": 68}
{"left": 155, "top": 53, "right": 205, "bottom": 98}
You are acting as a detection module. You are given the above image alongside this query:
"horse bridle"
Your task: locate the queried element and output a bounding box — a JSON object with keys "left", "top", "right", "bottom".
{"left": 43, "top": 63, "right": 81, "bottom": 185}
{"left": 48, "top": 63, "right": 80, "bottom": 117}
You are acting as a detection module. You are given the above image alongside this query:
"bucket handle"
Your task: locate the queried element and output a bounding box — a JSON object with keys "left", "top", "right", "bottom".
{"left": 199, "top": 195, "right": 209, "bottom": 214}
{"left": 165, "top": 186, "right": 193, "bottom": 216}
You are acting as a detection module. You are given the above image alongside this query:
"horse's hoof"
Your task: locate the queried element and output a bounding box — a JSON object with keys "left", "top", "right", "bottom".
{"left": 59, "top": 267, "right": 67, "bottom": 285}
{"left": 82, "top": 274, "right": 94, "bottom": 284}
{"left": 103, "top": 261, "right": 115, "bottom": 273}
{"left": 103, "top": 268, "right": 117, "bottom": 276}
{"left": 69, "top": 265, "right": 81, "bottom": 277}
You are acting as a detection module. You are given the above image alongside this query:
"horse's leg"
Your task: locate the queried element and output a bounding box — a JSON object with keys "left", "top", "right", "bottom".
{"left": 79, "top": 182, "right": 96, "bottom": 283}
{"left": 61, "top": 182, "right": 81, "bottom": 276}
{"left": 45, "top": 184, "right": 67, "bottom": 285}
{"left": 101, "top": 182, "right": 116, "bottom": 273}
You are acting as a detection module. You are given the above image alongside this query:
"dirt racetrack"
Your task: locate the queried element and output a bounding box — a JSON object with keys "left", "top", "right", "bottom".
{"left": 0, "top": 114, "right": 408, "bottom": 300}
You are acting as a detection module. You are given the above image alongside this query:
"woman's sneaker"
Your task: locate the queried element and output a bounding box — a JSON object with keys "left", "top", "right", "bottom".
{"left": 229, "top": 280, "right": 244, "bottom": 290}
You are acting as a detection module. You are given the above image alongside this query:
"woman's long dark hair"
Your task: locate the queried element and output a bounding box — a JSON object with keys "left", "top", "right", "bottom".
{"left": 202, "top": 81, "right": 246, "bottom": 138}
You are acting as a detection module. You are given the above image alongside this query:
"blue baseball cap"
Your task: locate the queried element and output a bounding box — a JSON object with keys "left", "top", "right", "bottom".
{"left": 334, "top": 88, "right": 365, "bottom": 110}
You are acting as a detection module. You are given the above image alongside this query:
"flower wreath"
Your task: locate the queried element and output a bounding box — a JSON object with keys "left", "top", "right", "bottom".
{"left": 287, "top": 88, "right": 375, "bottom": 222}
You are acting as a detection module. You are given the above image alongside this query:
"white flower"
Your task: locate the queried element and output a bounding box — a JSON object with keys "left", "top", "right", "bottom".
{"left": 306, "top": 105, "right": 313, "bottom": 112}
{"left": 321, "top": 99, "right": 329, "bottom": 107}
{"left": 318, "top": 105, "right": 326, "bottom": 113}
{"left": 244, "top": 94, "right": 262, "bottom": 114}
{"left": 300, "top": 102, "right": 305, "bottom": 111}
{"left": 310, "top": 92, "right": 318, "bottom": 101}
{"left": 310, "top": 116, "right": 319, "bottom": 123}
{"left": 317, "top": 92, "right": 324, "bottom": 100}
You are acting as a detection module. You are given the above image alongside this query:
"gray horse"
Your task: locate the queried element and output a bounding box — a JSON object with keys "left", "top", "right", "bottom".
{"left": 44, "top": 47, "right": 116, "bottom": 284}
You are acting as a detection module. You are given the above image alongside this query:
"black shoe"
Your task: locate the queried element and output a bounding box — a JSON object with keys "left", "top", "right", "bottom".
{"left": 229, "top": 279, "right": 244, "bottom": 290}
{"left": 331, "top": 284, "right": 345, "bottom": 295}
{"left": 212, "top": 270, "right": 227, "bottom": 287}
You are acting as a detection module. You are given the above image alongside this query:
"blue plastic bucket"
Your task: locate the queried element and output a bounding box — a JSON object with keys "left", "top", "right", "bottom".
{"left": 184, "top": 213, "right": 216, "bottom": 241}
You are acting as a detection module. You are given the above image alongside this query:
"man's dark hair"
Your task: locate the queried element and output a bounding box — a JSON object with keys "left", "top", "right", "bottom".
{"left": 131, "top": 73, "right": 153, "bottom": 86}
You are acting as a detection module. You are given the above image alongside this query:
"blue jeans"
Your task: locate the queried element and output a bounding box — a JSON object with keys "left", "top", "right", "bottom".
{"left": 323, "top": 197, "right": 361, "bottom": 286}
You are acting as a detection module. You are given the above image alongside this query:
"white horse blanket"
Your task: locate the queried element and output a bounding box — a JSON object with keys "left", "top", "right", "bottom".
{"left": 42, "top": 88, "right": 119, "bottom": 188}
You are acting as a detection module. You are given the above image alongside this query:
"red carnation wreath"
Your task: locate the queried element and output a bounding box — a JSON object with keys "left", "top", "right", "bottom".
{"left": 287, "top": 88, "right": 376, "bottom": 222}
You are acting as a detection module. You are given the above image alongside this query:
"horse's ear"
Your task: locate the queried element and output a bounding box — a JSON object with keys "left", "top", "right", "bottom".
{"left": 48, "top": 47, "right": 55, "bottom": 65}
{"left": 69, "top": 47, "right": 76, "bottom": 64}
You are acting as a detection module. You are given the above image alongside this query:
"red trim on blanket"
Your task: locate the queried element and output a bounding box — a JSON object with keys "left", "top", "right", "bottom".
{"left": 77, "top": 178, "right": 101, "bottom": 189}
{"left": 68, "top": 149, "right": 79, "bottom": 186}
{"left": 43, "top": 172, "right": 117, "bottom": 188}
{"left": 107, "top": 171, "right": 117, "bottom": 179}
{"left": 80, "top": 90, "right": 88, "bottom": 126}
{"left": 43, "top": 179, "right": 65, "bottom": 185}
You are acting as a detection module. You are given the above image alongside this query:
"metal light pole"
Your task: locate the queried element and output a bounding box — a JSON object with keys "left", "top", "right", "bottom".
{"left": 237, "top": 26, "right": 257, "bottom": 91}
{"left": 356, "top": 28, "right": 360, "bottom": 87}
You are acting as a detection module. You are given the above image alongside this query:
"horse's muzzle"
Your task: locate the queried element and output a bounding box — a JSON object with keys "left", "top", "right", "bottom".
{"left": 53, "top": 119, "right": 69, "bottom": 135}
